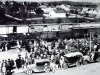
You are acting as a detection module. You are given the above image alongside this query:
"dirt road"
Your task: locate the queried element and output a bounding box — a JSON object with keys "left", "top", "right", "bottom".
{"left": 15, "top": 62, "right": 100, "bottom": 75}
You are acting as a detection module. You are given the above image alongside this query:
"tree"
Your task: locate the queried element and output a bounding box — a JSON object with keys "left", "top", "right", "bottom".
{"left": 75, "top": 10, "right": 78, "bottom": 17}
{"left": 35, "top": 8, "right": 44, "bottom": 15}
{"left": 57, "top": 18, "right": 62, "bottom": 23}
{"left": 42, "top": 16, "right": 46, "bottom": 23}
{"left": 31, "top": 2, "right": 39, "bottom": 10}
{"left": 75, "top": 10, "right": 78, "bottom": 23}
{"left": 19, "top": 6, "right": 28, "bottom": 24}
{"left": 66, "top": 13, "right": 69, "bottom": 18}
{"left": 5, "top": 1, "right": 9, "bottom": 7}
{"left": 0, "top": 8, "right": 5, "bottom": 17}
{"left": 48, "top": 3, "right": 52, "bottom": 7}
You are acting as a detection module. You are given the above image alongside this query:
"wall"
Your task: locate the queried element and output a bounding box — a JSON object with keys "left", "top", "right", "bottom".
{"left": 49, "top": 10, "right": 66, "bottom": 18}
{"left": 0, "top": 27, "right": 13, "bottom": 34}
{"left": 17, "top": 26, "right": 29, "bottom": 33}
{"left": 0, "top": 25, "right": 29, "bottom": 34}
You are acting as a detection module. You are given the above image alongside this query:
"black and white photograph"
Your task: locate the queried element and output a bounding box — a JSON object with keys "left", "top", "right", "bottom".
{"left": 0, "top": 0, "right": 100, "bottom": 75}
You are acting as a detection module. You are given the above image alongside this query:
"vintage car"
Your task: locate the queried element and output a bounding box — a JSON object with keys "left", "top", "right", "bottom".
{"left": 63, "top": 52, "right": 84, "bottom": 69}
{"left": 12, "top": 59, "right": 53, "bottom": 75}
{"left": 83, "top": 51, "right": 100, "bottom": 64}
{"left": 23, "top": 59, "right": 54, "bottom": 74}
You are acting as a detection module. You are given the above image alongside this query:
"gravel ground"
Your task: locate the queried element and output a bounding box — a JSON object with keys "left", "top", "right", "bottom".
{"left": 1, "top": 45, "right": 100, "bottom": 75}
{"left": 14, "top": 62, "right": 100, "bottom": 75}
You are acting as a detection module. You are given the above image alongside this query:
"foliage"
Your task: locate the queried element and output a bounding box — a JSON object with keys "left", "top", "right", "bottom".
{"left": 57, "top": 18, "right": 62, "bottom": 23}
{"left": 35, "top": 8, "right": 44, "bottom": 15}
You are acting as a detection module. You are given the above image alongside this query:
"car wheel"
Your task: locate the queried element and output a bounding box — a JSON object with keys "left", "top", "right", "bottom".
{"left": 45, "top": 67, "right": 51, "bottom": 73}
{"left": 76, "top": 61, "right": 80, "bottom": 67}
{"left": 96, "top": 57, "right": 100, "bottom": 62}
{"left": 63, "top": 63, "right": 68, "bottom": 69}
{"left": 24, "top": 69, "right": 33, "bottom": 75}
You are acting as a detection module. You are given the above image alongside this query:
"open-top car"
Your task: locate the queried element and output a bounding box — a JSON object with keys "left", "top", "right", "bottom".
{"left": 63, "top": 52, "right": 84, "bottom": 69}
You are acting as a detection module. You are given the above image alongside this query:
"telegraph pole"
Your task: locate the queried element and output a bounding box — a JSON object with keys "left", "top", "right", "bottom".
{"left": 90, "top": 32, "right": 92, "bottom": 52}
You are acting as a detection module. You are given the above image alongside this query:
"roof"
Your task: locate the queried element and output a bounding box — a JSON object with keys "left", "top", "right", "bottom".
{"left": 61, "top": 4, "right": 70, "bottom": 8}
{"left": 53, "top": 9, "right": 66, "bottom": 13}
{"left": 39, "top": 5, "right": 47, "bottom": 8}
{"left": 64, "top": 52, "right": 83, "bottom": 57}
{"left": 35, "top": 59, "right": 50, "bottom": 63}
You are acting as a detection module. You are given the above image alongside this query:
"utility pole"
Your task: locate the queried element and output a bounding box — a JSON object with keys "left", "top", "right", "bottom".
{"left": 90, "top": 32, "right": 92, "bottom": 52}
{"left": 84, "top": 34, "right": 86, "bottom": 46}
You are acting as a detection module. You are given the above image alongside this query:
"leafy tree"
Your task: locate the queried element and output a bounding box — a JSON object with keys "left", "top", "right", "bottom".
{"left": 35, "top": 8, "right": 44, "bottom": 15}
{"left": 0, "top": 8, "right": 5, "bottom": 17}
{"left": 24, "top": 1, "right": 27, "bottom": 6}
{"left": 57, "top": 18, "right": 62, "bottom": 23}
{"left": 5, "top": 1, "right": 9, "bottom": 7}
{"left": 31, "top": 2, "right": 39, "bottom": 10}
{"left": 42, "top": 16, "right": 46, "bottom": 23}
{"left": 48, "top": 3, "right": 52, "bottom": 7}
{"left": 19, "top": 7, "right": 28, "bottom": 24}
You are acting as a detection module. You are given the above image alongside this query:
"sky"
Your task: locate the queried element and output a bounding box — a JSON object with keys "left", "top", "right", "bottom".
{"left": 67, "top": 0, "right": 100, "bottom": 3}
{"left": 1, "top": 0, "right": 100, "bottom": 3}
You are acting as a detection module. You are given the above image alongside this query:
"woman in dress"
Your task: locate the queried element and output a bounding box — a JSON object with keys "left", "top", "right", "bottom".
{"left": 1, "top": 62, "right": 6, "bottom": 75}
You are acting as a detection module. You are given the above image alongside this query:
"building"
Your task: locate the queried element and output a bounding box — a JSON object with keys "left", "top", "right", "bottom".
{"left": 86, "top": 9, "right": 98, "bottom": 18}
{"left": 44, "top": 9, "right": 66, "bottom": 18}
{"left": 0, "top": 25, "right": 29, "bottom": 35}
{"left": 58, "top": 4, "right": 70, "bottom": 12}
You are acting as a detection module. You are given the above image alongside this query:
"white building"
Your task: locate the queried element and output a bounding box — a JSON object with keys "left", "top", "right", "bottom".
{"left": 39, "top": 5, "right": 55, "bottom": 13}
{"left": 86, "top": 9, "right": 98, "bottom": 18}
{"left": 58, "top": 4, "right": 70, "bottom": 12}
{"left": 49, "top": 9, "right": 66, "bottom": 18}
{"left": 0, "top": 25, "right": 29, "bottom": 35}
{"left": 43, "top": 9, "right": 66, "bottom": 18}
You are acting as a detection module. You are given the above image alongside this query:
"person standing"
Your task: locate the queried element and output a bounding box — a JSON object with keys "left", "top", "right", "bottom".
{"left": 50, "top": 60, "right": 56, "bottom": 73}
{"left": 25, "top": 53, "right": 29, "bottom": 68}
{"left": 5, "top": 43, "right": 8, "bottom": 51}
{"left": 21, "top": 58, "right": 25, "bottom": 69}
{"left": 60, "top": 56, "right": 64, "bottom": 69}
{"left": 51, "top": 40, "right": 55, "bottom": 49}
{"left": 17, "top": 41, "right": 21, "bottom": 51}
{"left": 1, "top": 61, "right": 6, "bottom": 75}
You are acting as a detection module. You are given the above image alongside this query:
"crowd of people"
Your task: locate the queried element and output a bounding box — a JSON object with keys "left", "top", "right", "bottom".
{"left": 0, "top": 59, "right": 14, "bottom": 75}
{"left": 0, "top": 36, "right": 100, "bottom": 75}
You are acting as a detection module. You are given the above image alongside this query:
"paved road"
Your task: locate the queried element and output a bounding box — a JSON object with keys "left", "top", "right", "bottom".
{"left": 14, "top": 62, "right": 100, "bottom": 75}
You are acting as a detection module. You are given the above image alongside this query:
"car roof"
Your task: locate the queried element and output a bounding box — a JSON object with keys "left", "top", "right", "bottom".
{"left": 35, "top": 59, "right": 50, "bottom": 63}
{"left": 64, "top": 52, "right": 83, "bottom": 58}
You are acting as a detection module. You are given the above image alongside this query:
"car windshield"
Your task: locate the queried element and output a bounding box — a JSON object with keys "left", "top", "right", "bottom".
{"left": 35, "top": 59, "right": 50, "bottom": 66}
{"left": 64, "top": 54, "right": 83, "bottom": 63}
{"left": 36, "top": 62, "right": 50, "bottom": 66}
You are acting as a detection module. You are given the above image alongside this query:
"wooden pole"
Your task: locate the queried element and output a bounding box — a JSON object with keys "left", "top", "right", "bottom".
{"left": 90, "top": 32, "right": 91, "bottom": 52}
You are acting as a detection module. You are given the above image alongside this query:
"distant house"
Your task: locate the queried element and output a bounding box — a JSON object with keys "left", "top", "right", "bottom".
{"left": 95, "top": 6, "right": 100, "bottom": 18}
{"left": 58, "top": 4, "right": 70, "bottom": 12}
{"left": 86, "top": 9, "right": 98, "bottom": 17}
{"left": 39, "top": 5, "right": 56, "bottom": 13}
{"left": 43, "top": 9, "right": 66, "bottom": 18}
{"left": 49, "top": 9, "right": 66, "bottom": 18}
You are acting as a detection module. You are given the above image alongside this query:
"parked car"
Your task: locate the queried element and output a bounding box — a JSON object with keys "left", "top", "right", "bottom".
{"left": 63, "top": 52, "right": 84, "bottom": 69}
{"left": 83, "top": 51, "right": 100, "bottom": 65}
{"left": 7, "top": 40, "right": 22, "bottom": 49}
{"left": 23, "top": 59, "right": 53, "bottom": 74}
